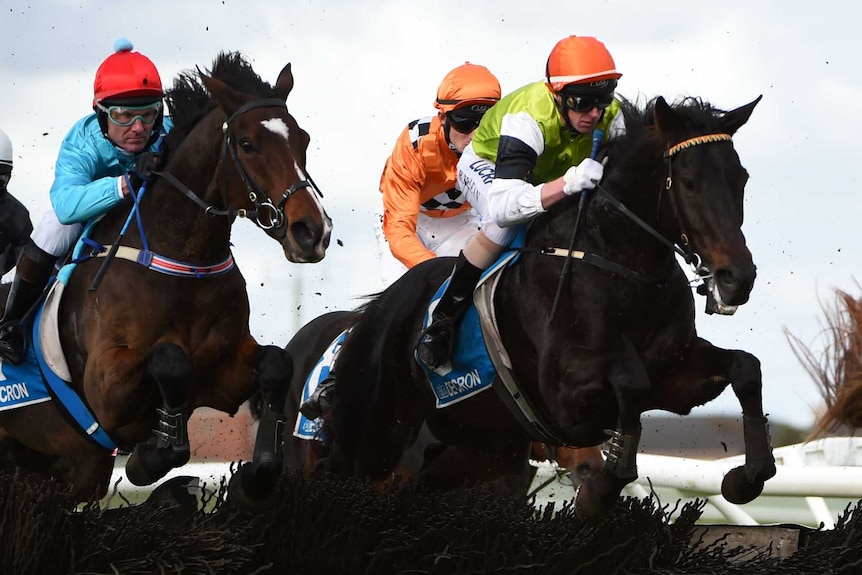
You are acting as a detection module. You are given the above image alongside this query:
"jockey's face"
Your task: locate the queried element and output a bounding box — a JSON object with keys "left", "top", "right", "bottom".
{"left": 107, "top": 118, "right": 150, "bottom": 154}
{"left": 565, "top": 106, "right": 603, "bottom": 134}
{"left": 440, "top": 111, "right": 479, "bottom": 154}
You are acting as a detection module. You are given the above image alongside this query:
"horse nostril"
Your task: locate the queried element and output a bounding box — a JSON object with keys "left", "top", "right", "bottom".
{"left": 715, "top": 268, "right": 738, "bottom": 290}
{"left": 289, "top": 221, "right": 318, "bottom": 251}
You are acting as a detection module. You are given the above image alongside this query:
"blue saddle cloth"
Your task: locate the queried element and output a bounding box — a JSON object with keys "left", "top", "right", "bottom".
{"left": 0, "top": 289, "right": 117, "bottom": 451}
{"left": 416, "top": 229, "right": 526, "bottom": 408}
{"left": 293, "top": 329, "right": 348, "bottom": 442}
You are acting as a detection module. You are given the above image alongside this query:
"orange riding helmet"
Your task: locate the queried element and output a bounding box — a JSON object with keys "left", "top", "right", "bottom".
{"left": 435, "top": 63, "right": 501, "bottom": 116}
{"left": 545, "top": 35, "right": 622, "bottom": 94}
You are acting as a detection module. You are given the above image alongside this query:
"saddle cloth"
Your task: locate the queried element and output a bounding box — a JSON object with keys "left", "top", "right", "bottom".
{"left": 293, "top": 329, "right": 349, "bottom": 441}
{"left": 0, "top": 280, "right": 116, "bottom": 450}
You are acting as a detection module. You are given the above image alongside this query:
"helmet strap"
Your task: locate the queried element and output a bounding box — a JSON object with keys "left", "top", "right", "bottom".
{"left": 554, "top": 94, "right": 578, "bottom": 135}
{"left": 441, "top": 118, "right": 462, "bottom": 157}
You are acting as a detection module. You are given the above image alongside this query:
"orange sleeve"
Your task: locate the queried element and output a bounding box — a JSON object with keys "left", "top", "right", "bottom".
{"left": 379, "top": 125, "right": 437, "bottom": 269}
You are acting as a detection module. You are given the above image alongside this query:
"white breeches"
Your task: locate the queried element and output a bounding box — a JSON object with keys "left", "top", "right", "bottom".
{"left": 375, "top": 209, "right": 479, "bottom": 289}
{"left": 30, "top": 210, "right": 82, "bottom": 257}
{"left": 457, "top": 145, "right": 518, "bottom": 247}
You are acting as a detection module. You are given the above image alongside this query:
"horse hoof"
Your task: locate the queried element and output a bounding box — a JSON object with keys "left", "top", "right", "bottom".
{"left": 227, "top": 462, "right": 280, "bottom": 512}
{"left": 125, "top": 442, "right": 190, "bottom": 487}
{"left": 721, "top": 465, "right": 764, "bottom": 504}
{"left": 126, "top": 444, "right": 159, "bottom": 486}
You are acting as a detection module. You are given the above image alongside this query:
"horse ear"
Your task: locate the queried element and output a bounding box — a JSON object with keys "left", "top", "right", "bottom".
{"left": 721, "top": 95, "right": 762, "bottom": 135}
{"left": 653, "top": 96, "right": 684, "bottom": 137}
{"left": 200, "top": 73, "right": 246, "bottom": 118}
{"left": 275, "top": 63, "right": 294, "bottom": 101}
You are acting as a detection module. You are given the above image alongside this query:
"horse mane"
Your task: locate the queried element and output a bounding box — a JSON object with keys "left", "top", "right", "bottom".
{"left": 163, "top": 52, "right": 280, "bottom": 153}
{"left": 608, "top": 95, "right": 732, "bottom": 158}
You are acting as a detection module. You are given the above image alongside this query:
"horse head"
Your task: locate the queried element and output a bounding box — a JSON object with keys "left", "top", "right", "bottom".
{"left": 651, "top": 95, "right": 761, "bottom": 307}
{"left": 200, "top": 62, "right": 332, "bottom": 263}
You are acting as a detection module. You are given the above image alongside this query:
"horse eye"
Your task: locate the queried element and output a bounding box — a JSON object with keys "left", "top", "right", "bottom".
{"left": 239, "top": 139, "right": 255, "bottom": 153}
{"left": 680, "top": 177, "right": 695, "bottom": 189}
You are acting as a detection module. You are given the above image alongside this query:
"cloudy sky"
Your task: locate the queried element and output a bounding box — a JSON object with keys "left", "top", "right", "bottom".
{"left": 1, "top": 0, "right": 859, "bottom": 431}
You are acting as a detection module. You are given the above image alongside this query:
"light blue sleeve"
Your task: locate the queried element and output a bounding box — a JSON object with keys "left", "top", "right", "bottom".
{"left": 49, "top": 122, "right": 124, "bottom": 225}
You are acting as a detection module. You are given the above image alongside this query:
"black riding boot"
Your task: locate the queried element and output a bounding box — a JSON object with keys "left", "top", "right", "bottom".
{"left": 300, "top": 376, "right": 336, "bottom": 420}
{"left": 0, "top": 242, "right": 56, "bottom": 364}
{"left": 415, "top": 252, "right": 483, "bottom": 371}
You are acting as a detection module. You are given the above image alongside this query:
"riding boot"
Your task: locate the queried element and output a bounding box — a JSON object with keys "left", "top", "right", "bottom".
{"left": 415, "top": 252, "right": 484, "bottom": 371}
{"left": 300, "top": 376, "right": 336, "bottom": 420}
{"left": 0, "top": 242, "right": 56, "bottom": 365}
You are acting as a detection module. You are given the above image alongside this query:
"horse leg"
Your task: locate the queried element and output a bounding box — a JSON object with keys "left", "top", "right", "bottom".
{"left": 576, "top": 339, "right": 649, "bottom": 522}
{"left": 0, "top": 402, "right": 117, "bottom": 500}
{"left": 724, "top": 353, "right": 777, "bottom": 503}
{"left": 229, "top": 345, "right": 292, "bottom": 506}
{"left": 652, "top": 337, "right": 776, "bottom": 503}
{"left": 417, "top": 436, "right": 532, "bottom": 495}
{"left": 125, "top": 343, "right": 192, "bottom": 486}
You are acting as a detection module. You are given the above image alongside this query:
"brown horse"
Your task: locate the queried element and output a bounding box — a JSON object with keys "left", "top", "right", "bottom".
{"left": 789, "top": 286, "right": 862, "bottom": 435}
{"left": 0, "top": 52, "right": 331, "bottom": 504}
{"left": 319, "top": 95, "right": 776, "bottom": 523}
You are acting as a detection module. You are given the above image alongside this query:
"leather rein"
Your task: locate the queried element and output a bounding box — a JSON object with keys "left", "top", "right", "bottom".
{"left": 538, "top": 133, "right": 733, "bottom": 317}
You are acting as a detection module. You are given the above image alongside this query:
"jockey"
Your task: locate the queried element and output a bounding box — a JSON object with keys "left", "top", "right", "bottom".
{"left": 0, "top": 128, "right": 34, "bottom": 277}
{"left": 0, "top": 39, "right": 172, "bottom": 365}
{"left": 376, "top": 62, "right": 501, "bottom": 287}
{"left": 416, "top": 35, "right": 627, "bottom": 371}
{"left": 300, "top": 63, "right": 501, "bottom": 420}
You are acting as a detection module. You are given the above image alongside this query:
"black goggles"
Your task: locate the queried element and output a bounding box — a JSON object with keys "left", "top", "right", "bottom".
{"left": 446, "top": 112, "right": 484, "bottom": 134}
{"left": 562, "top": 92, "right": 615, "bottom": 113}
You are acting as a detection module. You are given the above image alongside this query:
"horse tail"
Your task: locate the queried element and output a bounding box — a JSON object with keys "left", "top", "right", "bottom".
{"left": 789, "top": 287, "right": 862, "bottom": 437}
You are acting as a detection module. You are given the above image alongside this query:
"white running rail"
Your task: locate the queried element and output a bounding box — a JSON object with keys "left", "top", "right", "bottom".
{"left": 107, "top": 437, "right": 862, "bottom": 528}
{"left": 532, "top": 436, "right": 862, "bottom": 528}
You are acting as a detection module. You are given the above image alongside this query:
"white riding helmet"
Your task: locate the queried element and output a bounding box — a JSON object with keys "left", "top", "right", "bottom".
{"left": 0, "top": 128, "right": 12, "bottom": 170}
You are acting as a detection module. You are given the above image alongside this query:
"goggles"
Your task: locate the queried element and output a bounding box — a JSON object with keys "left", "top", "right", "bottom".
{"left": 562, "top": 92, "right": 614, "bottom": 113}
{"left": 447, "top": 111, "right": 484, "bottom": 134}
{"left": 96, "top": 101, "right": 163, "bottom": 127}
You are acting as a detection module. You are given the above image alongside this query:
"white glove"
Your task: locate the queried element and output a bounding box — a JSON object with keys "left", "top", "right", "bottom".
{"left": 562, "top": 157, "right": 604, "bottom": 196}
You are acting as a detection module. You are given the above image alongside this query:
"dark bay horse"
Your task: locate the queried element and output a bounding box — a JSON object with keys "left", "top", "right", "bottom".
{"left": 789, "top": 287, "right": 862, "bottom": 435}
{"left": 317, "top": 95, "right": 775, "bottom": 522}
{"left": 276, "top": 309, "right": 603, "bottom": 490}
{"left": 0, "top": 52, "right": 331, "bottom": 503}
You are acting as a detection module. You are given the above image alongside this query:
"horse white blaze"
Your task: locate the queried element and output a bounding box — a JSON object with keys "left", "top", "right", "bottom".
{"left": 261, "top": 118, "right": 289, "bottom": 140}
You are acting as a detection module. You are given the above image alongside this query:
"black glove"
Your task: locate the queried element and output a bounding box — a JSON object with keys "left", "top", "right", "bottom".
{"left": 126, "top": 152, "right": 162, "bottom": 194}
{"left": 132, "top": 151, "right": 162, "bottom": 182}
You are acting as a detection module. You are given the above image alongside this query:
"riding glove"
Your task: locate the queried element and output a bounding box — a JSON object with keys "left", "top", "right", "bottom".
{"left": 127, "top": 152, "right": 163, "bottom": 194}
{"left": 562, "top": 157, "right": 604, "bottom": 196}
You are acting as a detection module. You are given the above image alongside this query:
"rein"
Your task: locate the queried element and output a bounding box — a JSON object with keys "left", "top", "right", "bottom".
{"left": 542, "top": 132, "right": 733, "bottom": 316}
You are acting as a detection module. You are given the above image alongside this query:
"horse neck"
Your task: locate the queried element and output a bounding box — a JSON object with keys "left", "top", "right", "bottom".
{"left": 532, "top": 142, "right": 677, "bottom": 275}
{"left": 142, "top": 113, "right": 233, "bottom": 262}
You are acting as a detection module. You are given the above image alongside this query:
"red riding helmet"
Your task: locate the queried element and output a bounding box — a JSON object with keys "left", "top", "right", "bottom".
{"left": 93, "top": 38, "right": 163, "bottom": 105}
{"left": 434, "top": 63, "right": 501, "bottom": 115}
{"left": 545, "top": 35, "right": 622, "bottom": 93}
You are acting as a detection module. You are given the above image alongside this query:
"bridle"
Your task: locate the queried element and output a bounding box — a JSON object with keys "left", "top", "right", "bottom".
{"left": 541, "top": 132, "right": 734, "bottom": 318}
{"left": 153, "top": 97, "right": 323, "bottom": 234}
